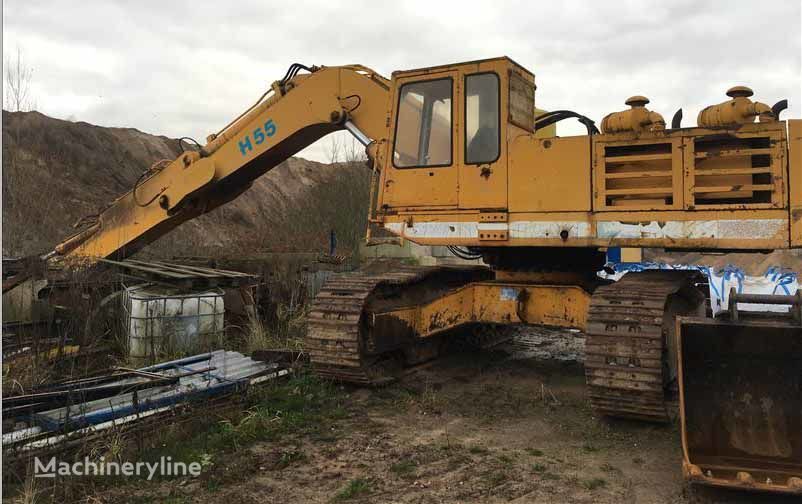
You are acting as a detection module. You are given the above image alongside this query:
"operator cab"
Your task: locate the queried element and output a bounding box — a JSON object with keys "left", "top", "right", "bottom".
{"left": 378, "top": 56, "right": 538, "bottom": 212}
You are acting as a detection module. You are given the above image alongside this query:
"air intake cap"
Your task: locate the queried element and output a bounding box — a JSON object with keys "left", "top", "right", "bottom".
{"left": 726, "top": 86, "right": 754, "bottom": 99}
{"left": 625, "top": 96, "right": 650, "bottom": 108}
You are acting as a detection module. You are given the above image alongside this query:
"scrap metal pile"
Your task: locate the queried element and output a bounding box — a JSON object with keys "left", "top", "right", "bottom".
{"left": 2, "top": 350, "right": 288, "bottom": 459}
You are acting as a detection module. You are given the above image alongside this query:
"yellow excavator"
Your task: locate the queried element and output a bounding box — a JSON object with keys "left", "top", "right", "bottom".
{"left": 43, "top": 57, "right": 800, "bottom": 495}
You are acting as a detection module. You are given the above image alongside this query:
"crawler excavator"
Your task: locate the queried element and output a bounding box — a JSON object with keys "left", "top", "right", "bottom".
{"left": 39, "top": 58, "right": 800, "bottom": 494}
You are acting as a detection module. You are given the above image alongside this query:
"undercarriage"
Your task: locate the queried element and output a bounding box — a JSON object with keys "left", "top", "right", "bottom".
{"left": 306, "top": 254, "right": 801, "bottom": 494}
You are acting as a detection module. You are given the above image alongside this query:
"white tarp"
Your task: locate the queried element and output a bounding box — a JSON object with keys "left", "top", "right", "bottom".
{"left": 601, "top": 263, "right": 799, "bottom": 316}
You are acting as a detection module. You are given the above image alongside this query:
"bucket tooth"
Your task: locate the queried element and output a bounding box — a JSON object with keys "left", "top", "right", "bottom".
{"left": 736, "top": 472, "right": 754, "bottom": 486}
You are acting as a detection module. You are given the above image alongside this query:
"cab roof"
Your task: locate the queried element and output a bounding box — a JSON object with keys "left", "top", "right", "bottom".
{"left": 392, "top": 56, "right": 534, "bottom": 78}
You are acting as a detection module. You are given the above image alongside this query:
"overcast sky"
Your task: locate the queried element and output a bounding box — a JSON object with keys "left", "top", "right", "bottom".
{"left": 3, "top": 0, "right": 801, "bottom": 163}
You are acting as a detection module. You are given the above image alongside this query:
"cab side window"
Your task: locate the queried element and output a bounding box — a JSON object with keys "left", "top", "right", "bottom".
{"left": 465, "top": 73, "right": 500, "bottom": 164}
{"left": 393, "top": 78, "right": 452, "bottom": 168}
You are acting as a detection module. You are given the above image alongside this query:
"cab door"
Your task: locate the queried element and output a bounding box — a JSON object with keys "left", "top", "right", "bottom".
{"left": 459, "top": 69, "right": 507, "bottom": 210}
{"left": 381, "top": 71, "right": 459, "bottom": 208}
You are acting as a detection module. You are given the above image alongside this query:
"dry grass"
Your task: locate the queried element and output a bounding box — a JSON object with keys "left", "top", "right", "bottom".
{"left": 244, "top": 301, "right": 305, "bottom": 353}
{"left": 12, "top": 472, "right": 44, "bottom": 504}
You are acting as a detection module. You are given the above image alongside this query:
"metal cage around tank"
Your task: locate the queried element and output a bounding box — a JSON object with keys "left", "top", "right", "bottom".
{"left": 122, "top": 284, "right": 225, "bottom": 364}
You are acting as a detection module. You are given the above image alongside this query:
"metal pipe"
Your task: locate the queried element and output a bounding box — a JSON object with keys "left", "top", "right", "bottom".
{"left": 728, "top": 288, "right": 802, "bottom": 323}
{"left": 730, "top": 292, "right": 800, "bottom": 305}
{"left": 140, "top": 352, "right": 213, "bottom": 372}
{"left": 344, "top": 120, "right": 373, "bottom": 147}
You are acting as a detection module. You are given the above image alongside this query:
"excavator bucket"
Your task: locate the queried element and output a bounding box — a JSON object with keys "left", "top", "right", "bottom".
{"left": 676, "top": 292, "right": 802, "bottom": 495}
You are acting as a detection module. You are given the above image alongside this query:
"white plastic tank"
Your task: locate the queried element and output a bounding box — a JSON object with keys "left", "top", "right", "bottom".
{"left": 123, "top": 284, "right": 225, "bottom": 362}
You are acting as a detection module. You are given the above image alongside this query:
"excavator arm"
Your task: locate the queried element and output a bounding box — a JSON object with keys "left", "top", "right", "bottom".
{"left": 52, "top": 64, "right": 391, "bottom": 261}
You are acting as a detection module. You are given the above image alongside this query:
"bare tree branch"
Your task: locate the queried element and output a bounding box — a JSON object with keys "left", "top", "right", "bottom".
{"left": 326, "top": 133, "right": 368, "bottom": 163}
{"left": 4, "top": 46, "right": 36, "bottom": 112}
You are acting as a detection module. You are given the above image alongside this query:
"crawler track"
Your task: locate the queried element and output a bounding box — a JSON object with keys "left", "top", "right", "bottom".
{"left": 306, "top": 264, "right": 490, "bottom": 384}
{"left": 584, "top": 271, "right": 705, "bottom": 422}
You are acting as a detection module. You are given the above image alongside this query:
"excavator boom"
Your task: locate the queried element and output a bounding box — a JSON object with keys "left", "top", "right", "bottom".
{"left": 53, "top": 64, "right": 390, "bottom": 261}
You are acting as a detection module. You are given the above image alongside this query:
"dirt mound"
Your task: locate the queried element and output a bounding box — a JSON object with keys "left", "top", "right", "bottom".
{"left": 2, "top": 110, "right": 368, "bottom": 257}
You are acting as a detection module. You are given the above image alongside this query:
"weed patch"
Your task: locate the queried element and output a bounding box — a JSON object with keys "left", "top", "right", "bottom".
{"left": 275, "top": 449, "right": 307, "bottom": 469}
{"left": 469, "top": 445, "right": 490, "bottom": 455}
{"left": 584, "top": 478, "right": 607, "bottom": 490}
{"left": 497, "top": 454, "right": 514, "bottom": 467}
{"left": 137, "top": 372, "right": 344, "bottom": 489}
{"left": 390, "top": 460, "right": 416, "bottom": 479}
{"left": 334, "top": 478, "right": 372, "bottom": 500}
{"left": 483, "top": 470, "right": 508, "bottom": 487}
{"left": 531, "top": 463, "right": 547, "bottom": 473}
{"left": 600, "top": 462, "right": 620, "bottom": 474}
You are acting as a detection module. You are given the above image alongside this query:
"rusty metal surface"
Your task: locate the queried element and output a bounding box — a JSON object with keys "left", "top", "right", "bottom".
{"left": 790, "top": 120, "right": 802, "bottom": 247}
{"left": 305, "top": 264, "right": 443, "bottom": 384}
{"left": 728, "top": 289, "right": 802, "bottom": 324}
{"left": 306, "top": 264, "right": 495, "bottom": 383}
{"left": 677, "top": 316, "right": 802, "bottom": 495}
{"left": 584, "top": 271, "right": 705, "bottom": 422}
{"left": 373, "top": 282, "right": 590, "bottom": 339}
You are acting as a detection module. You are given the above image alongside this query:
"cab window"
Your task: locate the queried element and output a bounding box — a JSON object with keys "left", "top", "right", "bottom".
{"left": 465, "top": 73, "right": 500, "bottom": 164}
{"left": 393, "top": 78, "right": 452, "bottom": 168}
